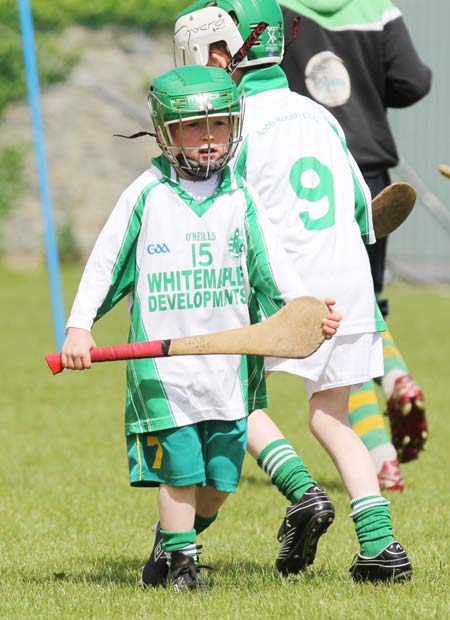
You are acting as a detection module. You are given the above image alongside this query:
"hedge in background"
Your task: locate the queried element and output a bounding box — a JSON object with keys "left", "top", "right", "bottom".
{"left": 0, "top": 0, "right": 189, "bottom": 239}
{"left": 0, "top": 0, "right": 187, "bottom": 113}
{"left": 1, "top": 0, "right": 187, "bottom": 32}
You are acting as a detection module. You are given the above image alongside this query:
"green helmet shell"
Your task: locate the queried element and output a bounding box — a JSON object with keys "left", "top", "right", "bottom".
{"left": 149, "top": 64, "right": 241, "bottom": 124}
{"left": 175, "top": 0, "right": 284, "bottom": 69}
{"left": 148, "top": 65, "right": 243, "bottom": 179}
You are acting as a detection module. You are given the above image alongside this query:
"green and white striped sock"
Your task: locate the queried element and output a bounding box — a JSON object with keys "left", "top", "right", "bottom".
{"left": 160, "top": 528, "right": 198, "bottom": 566}
{"left": 350, "top": 495, "right": 395, "bottom": 557}
{"left": 257, "top": 439, "right": 316, "bottom": 503}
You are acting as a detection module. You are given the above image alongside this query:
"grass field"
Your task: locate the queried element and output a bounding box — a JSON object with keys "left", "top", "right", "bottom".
{"left": 1, "top": 266, "right": 449, "bottom": 620}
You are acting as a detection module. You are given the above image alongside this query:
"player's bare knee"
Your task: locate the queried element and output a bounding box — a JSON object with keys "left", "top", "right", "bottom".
{"left": 201, "top": 487, "right": 229, "bottom": 513}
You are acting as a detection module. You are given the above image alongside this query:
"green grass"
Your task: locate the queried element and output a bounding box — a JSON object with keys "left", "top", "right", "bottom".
{"left": 1, "top": 266, "right": 449, "bottom": 619}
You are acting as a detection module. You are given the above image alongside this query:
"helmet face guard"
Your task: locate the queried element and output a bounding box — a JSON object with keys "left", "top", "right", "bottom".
{"left": 174, "top": 1, "right": 284, "bottom": 70}
{"left": 148, "top": 65, "right": 243, "bottom": 180}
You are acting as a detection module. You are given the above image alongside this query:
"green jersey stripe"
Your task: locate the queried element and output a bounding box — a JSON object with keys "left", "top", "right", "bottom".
{"left": 95, "top": 181, "right": 161, "bottom": 320}
{"left": 243, "top": 185, "right": 285, "bottom": 317}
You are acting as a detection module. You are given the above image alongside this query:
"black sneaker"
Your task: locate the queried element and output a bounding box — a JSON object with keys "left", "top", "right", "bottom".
{"left": 169, "top": 550, "right": 206, "bottom": 592}
{"left": 276, "top": 485, "right": 335, "bottom": 575}
{"left": 140, "top": 522, "right": 169, "bottom": 588}
{"left": 350, "top": 542, "right": 413, "bottom": 582}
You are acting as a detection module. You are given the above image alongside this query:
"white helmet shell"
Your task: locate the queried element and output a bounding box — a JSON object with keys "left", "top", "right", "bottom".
{"left": 174, "top": 6, "right": 248, "bottom": 69}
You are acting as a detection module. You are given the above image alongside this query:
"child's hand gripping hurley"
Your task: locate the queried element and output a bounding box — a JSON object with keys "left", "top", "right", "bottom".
{"left": 45, "top": 296, "right": 333, "bottom": 375}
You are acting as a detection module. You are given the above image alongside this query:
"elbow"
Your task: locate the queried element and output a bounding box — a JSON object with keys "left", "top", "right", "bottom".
{"left": 386, "top": 73, "right": 432, "bottom": 108}
{"left": 414, "top": 68, "right": 433, "bottom": 100}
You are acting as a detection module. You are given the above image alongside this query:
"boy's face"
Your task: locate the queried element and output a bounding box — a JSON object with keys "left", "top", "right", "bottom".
{"left": 169, "top": 115, "right": 231, "bottom": 167}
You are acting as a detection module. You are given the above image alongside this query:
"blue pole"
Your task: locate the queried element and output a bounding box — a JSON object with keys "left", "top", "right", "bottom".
{"left": 17, "top": 0, "right": 65, "bottom": 350}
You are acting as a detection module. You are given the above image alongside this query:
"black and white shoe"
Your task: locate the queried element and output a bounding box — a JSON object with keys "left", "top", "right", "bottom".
{"left": 140, "top": 521, "right": 169, "bottom": 588}
{"left": 276, "top": 486, "right": 335, "bottom": 575}
{"left": 350, "top": 541, "right": 413, "bottom": 582}
{"left": 169, "top": 550, "right": 206, "bottom": 592}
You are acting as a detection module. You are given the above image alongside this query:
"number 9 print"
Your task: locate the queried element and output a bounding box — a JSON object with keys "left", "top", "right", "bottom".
{"left": 290, "top": 157, "right": 335, "bottom": 231}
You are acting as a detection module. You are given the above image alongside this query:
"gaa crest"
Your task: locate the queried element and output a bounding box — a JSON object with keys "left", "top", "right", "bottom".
{"left": 228, "top": 227, "right": 245, "bottom": 260}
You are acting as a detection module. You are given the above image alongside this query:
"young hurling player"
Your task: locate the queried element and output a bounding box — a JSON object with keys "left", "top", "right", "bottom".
{"left": 61, "top": 65, "right": 340, "bottom": 591}
{"left": 166, "top": 0, "right": 413, "bottom": 583}
{"left": 280, "top": 0, "right": 431, "bottom": 491}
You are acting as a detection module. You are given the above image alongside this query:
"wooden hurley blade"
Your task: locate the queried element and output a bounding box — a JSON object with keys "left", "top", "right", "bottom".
{"left": 45, "top": 297, "right": 329, "bottom": 376}
{"left": 372, "top": 182, "right": 416, "bottom": 239}
{"left": 438, "top": 163, "right": 450, "bottom": 179}
{"left": 168, "top": 296, "right": 328, "bottom": 359}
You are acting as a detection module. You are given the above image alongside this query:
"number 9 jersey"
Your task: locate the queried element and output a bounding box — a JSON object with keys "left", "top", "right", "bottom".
{"left": 232, "top": 65, "right": 385, "bottom": 339}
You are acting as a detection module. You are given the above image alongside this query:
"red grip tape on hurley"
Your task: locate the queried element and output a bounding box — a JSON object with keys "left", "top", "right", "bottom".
{"left": 90, "top": 341, "right": 165, "bottom": 362}
{"left": 45, "top": 340, "right": 166, "bottom": 375}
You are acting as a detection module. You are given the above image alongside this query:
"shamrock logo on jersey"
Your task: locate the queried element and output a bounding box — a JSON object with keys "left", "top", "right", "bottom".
{"left": 228, "top": 228, "right": 245, "bottom": 260}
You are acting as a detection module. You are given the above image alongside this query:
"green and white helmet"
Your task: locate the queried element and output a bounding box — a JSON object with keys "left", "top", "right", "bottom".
{"left": 148, "top": 65, "right": 243, "bottom": 179}
{"left": 174, "top": 0, "right": 284, "bottom": 70}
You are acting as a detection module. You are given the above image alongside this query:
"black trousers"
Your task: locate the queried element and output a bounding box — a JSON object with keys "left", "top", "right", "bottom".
{"left": 365, "top": 172, "right": 391, "bottom": 318}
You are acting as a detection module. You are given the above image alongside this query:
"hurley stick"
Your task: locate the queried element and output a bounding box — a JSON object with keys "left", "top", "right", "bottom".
{"left": 45, "top": 296, "right": 329, "bottom": 375}
{"left": 372, "top": 182, "right": 416, "bottom": 239}
{"left": 438, "top": 164, "right": 450, "bottom": 179}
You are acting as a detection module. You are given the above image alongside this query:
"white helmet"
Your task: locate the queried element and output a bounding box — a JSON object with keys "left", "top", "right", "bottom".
{"left": 174, "top": 1, "right": 284, "bottom": 70}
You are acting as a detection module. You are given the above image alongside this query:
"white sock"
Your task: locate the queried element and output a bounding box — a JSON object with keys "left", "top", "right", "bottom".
{"left": 381, "top": 369, "right": 406, "bottom": 401}
{"left": 370, "top": 444, "right": 398, "bottom": 473}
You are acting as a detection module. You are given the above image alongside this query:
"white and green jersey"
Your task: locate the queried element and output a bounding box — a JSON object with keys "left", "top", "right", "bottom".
{"left": 233, "top": 66, "right": 385, "bottom": 339}
{"left": 66, "top": 156, "right": 310, "bottom": 434}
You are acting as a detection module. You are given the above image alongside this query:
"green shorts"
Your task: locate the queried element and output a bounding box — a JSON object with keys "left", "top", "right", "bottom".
{"left": 127, "top": 417, "right": 247, "bottom": 493}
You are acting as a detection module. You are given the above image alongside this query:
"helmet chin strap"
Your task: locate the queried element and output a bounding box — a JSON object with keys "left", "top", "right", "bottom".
{"left": 114, "top": 131, "right": 232, "bottom": 180}
{"left": 175, "top": 153, "right": 226, "bottom": 180}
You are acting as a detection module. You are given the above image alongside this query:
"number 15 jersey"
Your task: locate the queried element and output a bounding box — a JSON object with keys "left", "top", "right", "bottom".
{"left": 66, "top": 156, "right": 312, "bottom": 434}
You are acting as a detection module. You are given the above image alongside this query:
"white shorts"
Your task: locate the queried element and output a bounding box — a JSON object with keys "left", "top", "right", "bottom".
{"left": 266, "top": 332, "right": 383, "bottom": 400}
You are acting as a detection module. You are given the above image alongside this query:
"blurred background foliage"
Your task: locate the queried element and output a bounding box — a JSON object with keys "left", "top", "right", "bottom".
{"left": 0, "top": 142, "right": 26, "bottom": 255}
{"left": 0, "top": 143, "right": 25, "bottom": 219}
{"left": 1, "top": 0, "right": 188, "bottom": 31}
{"left": 0, "top": 0, "right": 187, "bottom": 257}
{"left": 0, "top": 0, "right": 187, "bottom": 113}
